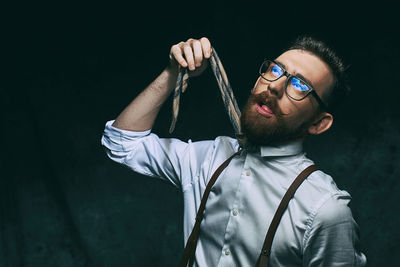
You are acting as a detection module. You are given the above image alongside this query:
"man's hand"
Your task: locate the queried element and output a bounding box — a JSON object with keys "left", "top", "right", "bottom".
{"left": 169, "top": 37, "right": 212, "bottom": 77}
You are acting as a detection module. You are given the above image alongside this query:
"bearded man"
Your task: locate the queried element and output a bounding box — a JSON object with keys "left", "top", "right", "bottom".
{"left": 101, "top": 36, "right": 367, "bottom": 266}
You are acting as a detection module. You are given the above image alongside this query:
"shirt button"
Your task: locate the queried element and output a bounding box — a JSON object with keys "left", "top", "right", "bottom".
{"left": 225, "top": 249, "right": 231, "bottom": 255}
{"left": 245, "top": 170, "right": 251, "bottom": 176}
{"left": 232, "top": 209, "right": 239, "bottom": 216}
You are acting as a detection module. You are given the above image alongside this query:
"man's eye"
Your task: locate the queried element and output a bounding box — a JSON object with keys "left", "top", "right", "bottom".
{"left": 292, "top": 78, "right": 309, "bottom": 91}
{"left": 271, "top": 65, "right": 283, "bottom": 77}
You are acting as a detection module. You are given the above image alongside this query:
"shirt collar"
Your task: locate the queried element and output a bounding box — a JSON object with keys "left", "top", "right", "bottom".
{"left": 259, "top": 140, "right": 303, "bottom": 157}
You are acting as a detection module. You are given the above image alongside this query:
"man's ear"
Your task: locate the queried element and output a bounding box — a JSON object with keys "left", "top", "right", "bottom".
{"left": 308, "top": 112, "right": 333, "bottom": 135}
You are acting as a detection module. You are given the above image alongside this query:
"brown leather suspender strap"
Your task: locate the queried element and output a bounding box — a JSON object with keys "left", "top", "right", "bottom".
{"left": 255, "top": 164, "right": 318, "bottom": 267}
{"left": 178, "top": 149, "right": 243, "bottom": 267}
{"left": 178, "top": 150, "right": 318, "bottom": 267}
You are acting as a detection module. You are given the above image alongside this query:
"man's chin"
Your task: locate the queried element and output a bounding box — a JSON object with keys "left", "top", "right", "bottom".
{"left": 240, "top": 112, "right": 307, "bottom": 147}
{"left": 240, "top": 119, "right": 281, "bottom": 147}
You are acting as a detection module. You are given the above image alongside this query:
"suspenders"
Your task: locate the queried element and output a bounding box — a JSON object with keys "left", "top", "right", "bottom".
{"left": 178, "top": 150, "right": 319, "bottom": 267}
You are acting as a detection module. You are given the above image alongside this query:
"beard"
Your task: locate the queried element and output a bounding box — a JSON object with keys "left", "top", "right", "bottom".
{"left": 239, "top": 91, "right": 314, "bottom": 148}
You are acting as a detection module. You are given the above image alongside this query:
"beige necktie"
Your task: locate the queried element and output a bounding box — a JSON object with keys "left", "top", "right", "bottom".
{"left": 169, "top": 47, "right": 242, "bottom": 136}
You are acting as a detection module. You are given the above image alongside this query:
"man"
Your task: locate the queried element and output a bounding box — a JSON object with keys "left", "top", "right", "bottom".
{"left": 101, "top": 36, "right": 367, "bottom": 266}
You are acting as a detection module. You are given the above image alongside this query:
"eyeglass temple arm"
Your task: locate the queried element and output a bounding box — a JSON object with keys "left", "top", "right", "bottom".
{"left": 310, "top": 90, "right": 328, "bottom": 111}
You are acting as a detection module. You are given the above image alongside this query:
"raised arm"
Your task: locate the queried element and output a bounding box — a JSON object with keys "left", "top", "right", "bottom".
{"left": 112, "top": 37, "right": 212, "bottom": 131}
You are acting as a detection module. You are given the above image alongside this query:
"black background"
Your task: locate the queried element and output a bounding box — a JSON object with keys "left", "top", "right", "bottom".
{"left": 1, "top": 1, "right": 399, "bottom": 266}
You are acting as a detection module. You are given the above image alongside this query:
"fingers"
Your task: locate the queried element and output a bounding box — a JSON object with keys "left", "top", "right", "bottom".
{"left": 170, "top": 43, "right": 188, "bottom": 68}
{"left": 200, "top": 37, "right": 212, "bottom": 59}
{"left": 192, "top": 40, "right": 203, "bottom": 67}
{"left": 183, "top": 43, "right": 195, "bottom": 70}
{"left": 169, "top": 37, "right": 212, "bottom": 71}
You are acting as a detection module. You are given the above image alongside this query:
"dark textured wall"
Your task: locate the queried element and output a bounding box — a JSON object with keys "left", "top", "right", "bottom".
{"left": 1, "top": 1, "right": 399, "bottom": 266}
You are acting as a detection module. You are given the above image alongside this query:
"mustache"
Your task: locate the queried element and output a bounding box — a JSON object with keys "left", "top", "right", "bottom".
{"left": 248, "top": 90, "right": 288, "bottom": 117}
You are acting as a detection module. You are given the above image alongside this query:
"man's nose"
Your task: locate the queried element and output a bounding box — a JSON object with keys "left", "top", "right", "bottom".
{"left": 268, "top": 77, "right": 286, "bottom": 98}
{"left": 255, "top": 76, "right": 286, "bottom": 98}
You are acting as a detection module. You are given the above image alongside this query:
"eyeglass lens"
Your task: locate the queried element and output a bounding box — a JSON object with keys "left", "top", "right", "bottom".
{"left": 259, "top": 61, "right": 311, "bottom": 100}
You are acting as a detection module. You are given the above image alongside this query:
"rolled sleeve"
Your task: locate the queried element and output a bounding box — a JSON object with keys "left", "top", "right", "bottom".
{"left": 101, "top": 120, "right": 214, "bottom": 190}
{"left": 303, "top": 195, "right": 367, "bottom": 266}
{"left": 101, "top": 120, "right": 152, "bottom": 162}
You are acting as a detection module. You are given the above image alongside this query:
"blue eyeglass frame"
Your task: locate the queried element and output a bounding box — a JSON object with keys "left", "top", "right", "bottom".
{"left": 258, "top": 59, "right": 328, "bottom": 111}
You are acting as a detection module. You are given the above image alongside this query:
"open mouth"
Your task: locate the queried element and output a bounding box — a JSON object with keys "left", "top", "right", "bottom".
{"left": 255, "top": 101, "right": 274, "bottom": 118}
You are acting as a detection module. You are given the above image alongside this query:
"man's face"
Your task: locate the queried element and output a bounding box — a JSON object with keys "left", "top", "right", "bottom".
{"left": 240, "top": 49, "right": 334, "bottom": 146}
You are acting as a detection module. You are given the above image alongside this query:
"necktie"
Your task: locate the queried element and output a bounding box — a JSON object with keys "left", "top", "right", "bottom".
{"left": 169, "top": 47, "right": 242, "bottom": 136}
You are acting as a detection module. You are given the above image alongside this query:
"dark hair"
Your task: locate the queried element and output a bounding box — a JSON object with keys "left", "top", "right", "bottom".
{"left": 286, "top": 35, "right": 350, "bottom": 114}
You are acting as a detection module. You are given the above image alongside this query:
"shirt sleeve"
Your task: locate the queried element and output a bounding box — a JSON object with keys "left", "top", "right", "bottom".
{"left": 302, "top": 195, "right": 367, "bottom": 267}
{"left": 100, "top": 120, "right": 215, "bottom": 190}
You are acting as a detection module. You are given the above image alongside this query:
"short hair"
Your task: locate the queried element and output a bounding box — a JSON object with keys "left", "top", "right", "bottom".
{"left": 286, "top": 35, "right": 350, "bottom": 114}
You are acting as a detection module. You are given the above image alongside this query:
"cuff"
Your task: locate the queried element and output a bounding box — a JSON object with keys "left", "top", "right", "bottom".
{"left": 102, "top": 120, "right": 152, "bottom": 153}
{"left": 104, "top": 120, "right": 152, "bottom": 137}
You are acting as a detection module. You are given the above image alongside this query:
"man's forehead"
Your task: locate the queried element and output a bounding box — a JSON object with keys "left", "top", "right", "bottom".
{"left": 275, "top": 49, "right": 334, "bottom": 93}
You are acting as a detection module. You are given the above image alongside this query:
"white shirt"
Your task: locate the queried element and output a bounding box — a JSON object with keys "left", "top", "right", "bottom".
{"left": 101, "top": 120, "right": 367, "bottom": 267}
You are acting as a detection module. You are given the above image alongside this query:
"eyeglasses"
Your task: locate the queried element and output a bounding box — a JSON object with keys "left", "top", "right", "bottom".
{"left": 258, "top": 60, "right": 327, "bottom": 110}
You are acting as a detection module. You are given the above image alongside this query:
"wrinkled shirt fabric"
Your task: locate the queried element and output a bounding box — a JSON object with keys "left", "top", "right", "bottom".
{"left": 101, "top": 120, "right": 367, "bottom": 267}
